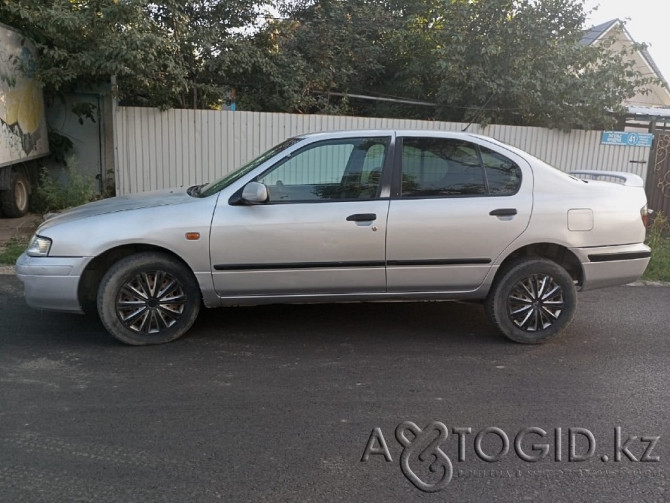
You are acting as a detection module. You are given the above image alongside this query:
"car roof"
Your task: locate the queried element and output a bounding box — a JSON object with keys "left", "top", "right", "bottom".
{"left": 296, "top": 129, "right": 485, "bottom": 141}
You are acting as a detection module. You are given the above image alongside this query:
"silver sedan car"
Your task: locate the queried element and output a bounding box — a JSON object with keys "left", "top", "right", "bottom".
{"left": 17, "top": 130, "right": 651, "bottom": 345}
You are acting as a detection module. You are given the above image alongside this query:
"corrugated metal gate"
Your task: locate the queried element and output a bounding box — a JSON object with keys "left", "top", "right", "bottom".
{"left": 112, "top": 107, "right": 652, "bottom": 196}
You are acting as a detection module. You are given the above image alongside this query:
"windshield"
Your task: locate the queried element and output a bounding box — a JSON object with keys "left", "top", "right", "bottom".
{"left": 198, "top": 138, "right": 301, "bottom": 197}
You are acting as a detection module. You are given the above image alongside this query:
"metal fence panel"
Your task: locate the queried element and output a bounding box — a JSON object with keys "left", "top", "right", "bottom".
{"left": 113, "top": 107, "right": 651, "bottom": 195}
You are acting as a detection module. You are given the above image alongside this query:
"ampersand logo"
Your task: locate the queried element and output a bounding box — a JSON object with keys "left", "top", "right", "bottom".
{"left": 395, "top": 421, "right": 453, "bottom": 492}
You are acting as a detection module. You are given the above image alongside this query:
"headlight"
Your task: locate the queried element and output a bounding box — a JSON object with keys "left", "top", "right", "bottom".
{"left": 26, "top": 235, "right": 52, "bottom": 257}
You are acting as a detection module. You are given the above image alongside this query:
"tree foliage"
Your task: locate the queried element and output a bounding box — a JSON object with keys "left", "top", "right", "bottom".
{"left": 0, "top": 0, "right": 264, "bottom": 108}
{"left": 431, "top": 0, "right": 650, "bottom": 128}
{"left": 247, "top": 0, "right": 657, "bottom": 129}
{"left": 228, "top": 0, "right": 402, "bottom": 114}
{"left": 0, "top": 0, "right": 660, "bottom": 129}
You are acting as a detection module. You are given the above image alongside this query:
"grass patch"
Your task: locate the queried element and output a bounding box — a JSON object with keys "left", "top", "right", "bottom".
{"left": 642, "top": 212, "right": 670, "bottom": 282}
{"left": 0, "top": 236, "right": 30, "bottom": 265}
{"left": 643, "top": 236, "right": 670, "bottom": 282}
{"left": 32, "top": 157, "right": 96, "bottom": 214}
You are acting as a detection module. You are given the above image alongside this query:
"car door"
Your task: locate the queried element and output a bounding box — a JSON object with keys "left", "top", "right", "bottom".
{"left": 386, "top": 135, "right": 533, "bottom": 292}
{"left": 209, "top": 135, "right": 392, "bottom": 297}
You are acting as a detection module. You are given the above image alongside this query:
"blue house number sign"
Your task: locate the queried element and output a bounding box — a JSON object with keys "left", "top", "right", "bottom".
{"left": 601, "top": 131, "right": 654, "bottom": 147}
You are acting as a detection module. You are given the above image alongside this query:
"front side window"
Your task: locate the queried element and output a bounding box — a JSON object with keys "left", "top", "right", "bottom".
{"left": 400, "top": 137, "right": 521, "bottom": 197}
{"left": 257, "top": 137, "right": 390, "bottom": 202}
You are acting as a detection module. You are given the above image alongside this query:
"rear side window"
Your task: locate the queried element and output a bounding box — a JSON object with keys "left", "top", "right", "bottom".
{"left": 400, "top": 138, "right": 521, "bottom": 197}
{"left": 480, "top": 146, "right": 522, "bottom": 196}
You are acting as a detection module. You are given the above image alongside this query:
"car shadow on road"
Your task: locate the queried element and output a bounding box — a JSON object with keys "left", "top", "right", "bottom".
{"left": 188, "top": 300, "right": 509, "bottom": 348}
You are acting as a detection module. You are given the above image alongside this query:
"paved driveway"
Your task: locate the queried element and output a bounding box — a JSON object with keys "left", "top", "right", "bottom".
{"left": 0, "top": 272, "right": 668, "bottom": 502}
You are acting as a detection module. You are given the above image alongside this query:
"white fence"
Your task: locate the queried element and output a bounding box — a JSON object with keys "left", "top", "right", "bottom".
{"left": 113, "top": 106, "right": 651, "bottom": 195}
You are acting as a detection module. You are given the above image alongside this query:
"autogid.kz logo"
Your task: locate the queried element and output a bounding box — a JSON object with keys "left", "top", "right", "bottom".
{"left": 360, "top": 421, "right": 661, "bottom": 493}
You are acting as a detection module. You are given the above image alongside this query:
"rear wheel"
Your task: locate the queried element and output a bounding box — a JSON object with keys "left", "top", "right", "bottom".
{"left": 485, "top": 258, "right": 576, "bottom": 344}
{"left": 1, "top": 170, "right": 30, "bottom": 217}
{"left": 97, "top": 253, "right": 201, "bottom": 345}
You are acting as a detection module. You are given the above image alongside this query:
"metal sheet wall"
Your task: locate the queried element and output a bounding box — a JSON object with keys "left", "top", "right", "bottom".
{"left": 114, "top": 107, "right": 651, "bottom": 195}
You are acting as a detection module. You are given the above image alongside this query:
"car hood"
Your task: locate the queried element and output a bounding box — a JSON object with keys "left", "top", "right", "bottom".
{"left": 38, "top": 187, "right": 196, "bottom": 231}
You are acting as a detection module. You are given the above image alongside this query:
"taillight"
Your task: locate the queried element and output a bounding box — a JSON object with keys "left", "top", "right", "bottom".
{"left": 641, "top": 205, "right": 651, "bottom": 227}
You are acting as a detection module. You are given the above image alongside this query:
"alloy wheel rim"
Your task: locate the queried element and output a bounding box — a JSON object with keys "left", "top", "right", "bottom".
{"left": 507, "top": 274, "right": 564, "bottom": 332}
{"left": 115, "top": 270, "right": 187, "bottom": 334}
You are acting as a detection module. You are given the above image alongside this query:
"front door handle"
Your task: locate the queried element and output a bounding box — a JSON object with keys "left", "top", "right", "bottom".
{"left": 346, "top": 213, "right": 377, "bottom": 222}
{"left": 489, "top": 208, "right": 517, "bottom": 217}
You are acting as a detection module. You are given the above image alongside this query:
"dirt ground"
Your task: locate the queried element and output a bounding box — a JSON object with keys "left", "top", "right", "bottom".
{"left": 0, "top": 213, "right": 41, "bottom": 254}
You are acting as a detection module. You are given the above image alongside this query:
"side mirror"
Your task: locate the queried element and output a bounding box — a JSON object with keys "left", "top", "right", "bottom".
{"left": 241, "top": 181, "right": 269, "bottom": 204}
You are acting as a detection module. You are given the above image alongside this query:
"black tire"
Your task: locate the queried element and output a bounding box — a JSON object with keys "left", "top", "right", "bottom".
{"left": 485, "top": 258, "right": 576, "bottom": 344}
{"left": 97, "top": 252, "right": 201, "bottom": 345}
{"left": 1, "top": 170, "right": 30, "bottom": 217}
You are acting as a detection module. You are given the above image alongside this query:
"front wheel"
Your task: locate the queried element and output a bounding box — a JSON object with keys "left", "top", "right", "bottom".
{"left": 97, "top": 253, "right": 201, "bottom": 345}
{"left": 485, "top": 258, "right": 576, "bottom": 344}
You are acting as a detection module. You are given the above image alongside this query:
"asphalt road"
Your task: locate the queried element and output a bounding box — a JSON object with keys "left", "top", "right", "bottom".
{"left": 1, "top": 272, "right": 668, "bottom": 502}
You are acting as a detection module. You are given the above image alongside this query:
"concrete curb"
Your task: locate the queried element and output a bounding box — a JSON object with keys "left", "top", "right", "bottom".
{"left": 0, "top": 266, "right": 16, "bottom": 275}
{"left": 627, "top": 280, "right": 670, "bottom": 287}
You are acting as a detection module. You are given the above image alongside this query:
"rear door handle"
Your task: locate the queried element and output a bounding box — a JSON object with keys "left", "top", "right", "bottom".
{"left": 346, "top": 213, "right": 377, "bottom": 222}
{"left": 489, "top": 208, "right": 517, "bottom": 217}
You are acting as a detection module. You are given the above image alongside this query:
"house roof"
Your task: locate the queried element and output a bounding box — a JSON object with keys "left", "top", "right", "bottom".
{"left": 579, "top": 19, "right": 670, "bottom": 119}
{"left": 580, "top": 19, "right": 666, "bottom": 84}
{"left": 627, "top": 106, "right": 670, "bottom": 119}
{"left": 580, "top": 19, "right": 619, "bottom": 46}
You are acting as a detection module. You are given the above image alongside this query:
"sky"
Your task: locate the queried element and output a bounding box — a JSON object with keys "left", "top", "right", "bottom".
{"left": 583, "top": 0, "right": 669, "bottom": 80}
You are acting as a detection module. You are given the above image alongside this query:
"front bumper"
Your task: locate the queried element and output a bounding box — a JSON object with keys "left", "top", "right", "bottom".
{"left": 573, "top": 243, "right": 652, "bottom": 291}
{"left": 15, "top": 253, "right": 92, "bottom": 313}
